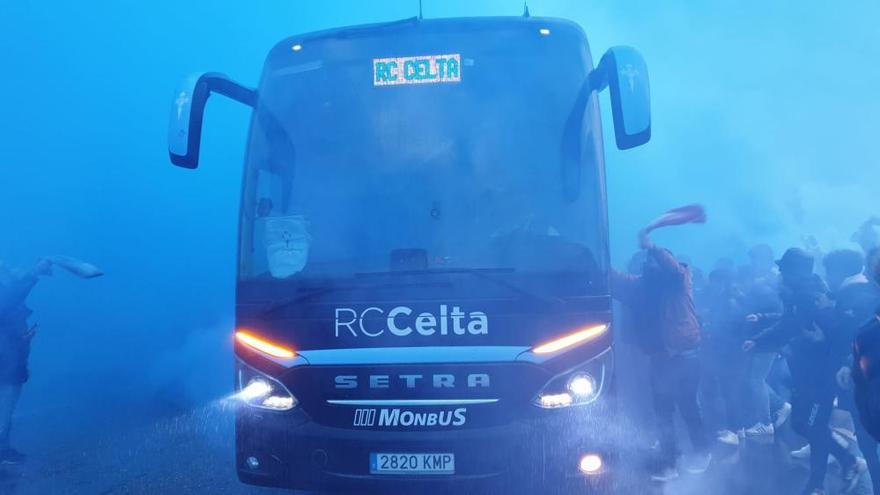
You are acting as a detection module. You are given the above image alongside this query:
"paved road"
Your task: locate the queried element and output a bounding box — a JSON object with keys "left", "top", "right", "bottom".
{"left": 0, "top": 400, "right": 286, "bottom": 495}
{"left": 1, "top": 399, "right": 871, "bottom": 495}
{"left": 0, "top": 347, "right": 873, "bottom": 495}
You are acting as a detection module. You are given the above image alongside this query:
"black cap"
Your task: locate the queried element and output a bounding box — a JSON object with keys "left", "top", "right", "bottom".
{"left": 776, "top": 247, "right": 814, "bottom": 274}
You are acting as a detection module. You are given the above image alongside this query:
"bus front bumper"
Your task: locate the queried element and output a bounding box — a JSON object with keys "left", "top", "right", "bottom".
{"left": 235, "top": 403, "right": 616, "bottom": 493}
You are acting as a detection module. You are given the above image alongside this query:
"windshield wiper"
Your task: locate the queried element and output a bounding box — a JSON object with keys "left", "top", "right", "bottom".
{"left": 356, "top": 268, "right": 565, "bottom": 308}
{"left": 259, "top": 286, "right": 345, "bottom": 317}
{"left": 260, "top": 268, "right": 567, "bottom": 316}
{"left": 454, "top": 269, "right": 566, "bottom": 308}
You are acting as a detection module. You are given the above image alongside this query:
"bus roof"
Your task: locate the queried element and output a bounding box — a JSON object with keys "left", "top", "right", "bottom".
{"left": 264, "top": 16, "right": 591, "bottom": 70}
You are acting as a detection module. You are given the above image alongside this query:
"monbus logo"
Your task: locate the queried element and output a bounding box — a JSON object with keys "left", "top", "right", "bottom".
{"left": 373, "top": 54, "right": 461, "bottom": 86}
{"left": 353, "top": 408, "right": 377, "bottom": 427}
{"left": 334, "top": 305, "right": 488, "bottom": 338}
{"left": 353, "top": 408, "right": 467, "bottom": 428}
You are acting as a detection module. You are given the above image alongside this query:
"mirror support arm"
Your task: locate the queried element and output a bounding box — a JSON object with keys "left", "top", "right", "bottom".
{"left": 206, "top": 74, "right": 257, "bottom": 107}
{"left": 169, "top": 73, "right": 256, "bottom": 169}
{"left": 588, "top": 58, "right": 610, "bottom": 94}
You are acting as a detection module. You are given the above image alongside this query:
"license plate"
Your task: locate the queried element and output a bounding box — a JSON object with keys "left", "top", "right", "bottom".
{"left": 370, "top": 452, "right": 455, "bottom": 475}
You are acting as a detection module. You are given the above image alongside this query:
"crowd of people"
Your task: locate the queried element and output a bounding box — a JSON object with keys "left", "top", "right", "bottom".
{"left": 5, "top": 213, "right": 880, "bottom": 495}
{"left": 614, "top": 217, "right": 880, "bottom": 495}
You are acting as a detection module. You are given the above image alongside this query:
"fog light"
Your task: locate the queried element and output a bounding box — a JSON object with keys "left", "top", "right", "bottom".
{"left": 539, "top": 392, "right": 573, "bottom": 408}
{"left": 579, "top": 454, "right": 603, "bottom": 474}
{"left": 568, "top": 374, "right": 596, "bottom": 397}
{"left": 262, "top": 395, "right": 295, "bottom": 410}
{"left": 246, "top": 456, "right": 260, "bottom": 470}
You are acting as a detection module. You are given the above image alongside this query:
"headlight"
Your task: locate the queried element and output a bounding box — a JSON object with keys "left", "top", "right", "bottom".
{"left": 533, "top": 350, "right": 611, "bottom": 409}
{"left": 239, "top": 378, "right": 273, "bottom": 401}
{"left": 535, "top": 372, "right": 598, "bottom": 409}
{"left": 236, "top": 363, "right": 298, "bottom": 411}
{"left": 568, "top": 373, "right": 597, "bottom": 397}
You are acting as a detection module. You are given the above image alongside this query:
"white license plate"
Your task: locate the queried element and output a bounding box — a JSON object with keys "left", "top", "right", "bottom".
{"left": 370, "top": 452, "right": 455, "bottom": 475}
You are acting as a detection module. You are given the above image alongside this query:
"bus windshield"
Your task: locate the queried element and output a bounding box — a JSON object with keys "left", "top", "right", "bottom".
{"left": 238, "top": 25, "right": 608, "bottom": 292}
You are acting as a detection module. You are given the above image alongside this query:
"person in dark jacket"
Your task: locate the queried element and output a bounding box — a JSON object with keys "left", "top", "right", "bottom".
{"left": 824, "top": 249, "right": 880, "bottom": 494}
{"left": 738, "top": 244, "right": 787, "bottom": 442}
{"left": 699, "top": 267, "right": 749, "bottom": 445}
{"left": 743, "top": 248, "right": 862, "bottom": 495}
{"left": 612, "top": 229, "right": 709, "bottom": 481}
{"left": 854, "top": 250, "right": 880, "bottom": 447}
{"left": 853, "top": 248, "right": 880, "bottom": 440}
{"left": 0, "top": 258, "right": 52, "bottom": 465}
{"left": 855, "top": 316, "right": 880, "bottom": 441}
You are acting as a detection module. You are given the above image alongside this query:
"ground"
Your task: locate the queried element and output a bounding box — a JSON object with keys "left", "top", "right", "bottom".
{"left": 0, "top": 401, "right": 278, "bottom": 495}
{"left": 0, "top": 339, "right": 873, "bottom": 494}
{"left": 0, "top": 398, "right": 873, "bottom": 495}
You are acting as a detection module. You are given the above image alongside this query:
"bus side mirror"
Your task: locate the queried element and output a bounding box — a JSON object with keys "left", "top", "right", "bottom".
{"left": 168, "top": 72, "right": 257, "bottom": 169}
{"left": 590, "top": 46, "right": 651, "bottom": 150}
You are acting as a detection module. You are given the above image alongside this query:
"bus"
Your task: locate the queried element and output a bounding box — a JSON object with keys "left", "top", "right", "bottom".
{"left": 168, "top": 13, "right": 650, "bottom": 494}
